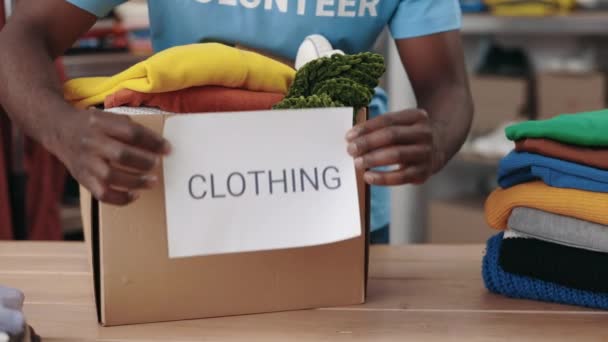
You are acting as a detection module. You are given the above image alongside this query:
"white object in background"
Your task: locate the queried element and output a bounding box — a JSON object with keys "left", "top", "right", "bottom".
{"left": 105, "top": 106, "right": 174, "bottom": 116}
{"left": 4, "top": 0, "right": 13, "bottom": 18}
{"left": 115, "top": 1, "right": 150, "bottom": 30}
{"left": 470, "top": 121, "right": 518, "bottom": 159}
{"left": 163, "top": 108, "right": 361, "bottom": 258}
{"left": 576, "top": 0, "right": 600, "bottom": 8}
{"left": 295, "top": 34, "right": 344, "bottom": 70}
{"left": 385, "top": 35, "right": 426, "bottom": 244}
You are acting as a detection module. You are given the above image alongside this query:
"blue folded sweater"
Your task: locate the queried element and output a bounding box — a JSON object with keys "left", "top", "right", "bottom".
{"left": 482, "top": 233, "right": 608, "bottom": 310}
{"left": 498, "top": 151, "right": 608, "bottom": 192}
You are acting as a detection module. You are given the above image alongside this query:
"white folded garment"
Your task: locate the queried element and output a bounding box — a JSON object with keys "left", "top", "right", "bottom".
{"left": 104, "top": 106, "right": 175, "bottom": 116}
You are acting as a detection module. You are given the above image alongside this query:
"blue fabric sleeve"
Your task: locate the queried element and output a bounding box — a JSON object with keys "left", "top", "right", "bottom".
{"left": 389, "top": 0, "right": 462, "bottom": 40}
{"left": 65, "top": 0, "right": 127, "bottom": 17}
{"left": 498, "top": 151, "right": 608, "bottom": 193}
{"left": 369, "top": 87, "right": 388, "bottom": 119}
{"left": 368, "top": 87, "right": 391, "bottom": 231}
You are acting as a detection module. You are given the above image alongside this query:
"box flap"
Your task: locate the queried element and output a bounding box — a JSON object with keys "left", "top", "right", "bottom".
{"left": 79, "top": 186, "right": 102, "bottom": 323}
{"left": 354, "top": 109, "right": 370, "bottom": 295}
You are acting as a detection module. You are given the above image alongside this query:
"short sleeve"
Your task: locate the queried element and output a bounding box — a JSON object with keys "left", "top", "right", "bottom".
{"left": 369, "top": 87, "right": 388, "bottom": 118}
{"left": 389, "top": 0, "right": 462, "bottom": 40}
{"left": 65, "top": 0, "right": 127, "bottom": 18}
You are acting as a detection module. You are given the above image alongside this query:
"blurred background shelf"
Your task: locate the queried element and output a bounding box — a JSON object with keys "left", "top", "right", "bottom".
{"left": 455, "top": 151, "right": 503, "bottom": 167}
{"left": 63, "top": 53, "right": 148, "bottom": 78}
{"left": 462, "top": 12, "right": 608, "bottom": 35}
{"left": 61, "top": 13, "right": 608, "bottom": 80}
{"left": 60, "top": 204, "right": 82, "bottom": 240}
{"left": 427, "top": 195, "right": 493, "bottom": 244}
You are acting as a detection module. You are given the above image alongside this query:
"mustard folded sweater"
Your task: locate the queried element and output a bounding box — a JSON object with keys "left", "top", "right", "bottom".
{"left": 485, "top": 181, "right": 608, "bottom": 230}
{"left": 63, "top": 43, "right": 296, "bottom": 109}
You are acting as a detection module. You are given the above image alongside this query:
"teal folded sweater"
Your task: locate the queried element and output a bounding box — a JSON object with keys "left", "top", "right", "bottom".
{"left": 506, "top": 109, "right": 608, "bottom": 147}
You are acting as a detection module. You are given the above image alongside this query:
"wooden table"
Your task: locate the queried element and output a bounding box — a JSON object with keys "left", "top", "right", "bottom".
{"left": 1, "top": 242, "right": 607, "bottom": 341}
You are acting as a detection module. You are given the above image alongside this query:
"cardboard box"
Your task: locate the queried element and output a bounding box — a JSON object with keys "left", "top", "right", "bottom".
{"left": 427, "top": 197, "right": 494, "bottom": 244}
{"left": 537, "top": 72, "right": 606, "bottom": 119}
{"left": 469, "top": 76, "right": 527, "bottom": 136}
{"left": 80, "top": 109, "right": 370, "bottom": 326}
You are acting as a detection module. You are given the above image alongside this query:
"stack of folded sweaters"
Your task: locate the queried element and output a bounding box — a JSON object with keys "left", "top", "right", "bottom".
{"left": 63, "top": 43, "right": 296, "bottom": 114}
{"left": 63, "top": 42, "right": 386, "bottom": 117}
{"left": 483, "top": 109, "right": 608, "bottom": 309}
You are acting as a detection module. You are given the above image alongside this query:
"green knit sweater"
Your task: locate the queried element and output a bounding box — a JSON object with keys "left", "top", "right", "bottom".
{"left": 273, "top": 52, "right": 385, "bottom": 113}
{"left": 506, "top": 109, "right": 608, "bottom": 147}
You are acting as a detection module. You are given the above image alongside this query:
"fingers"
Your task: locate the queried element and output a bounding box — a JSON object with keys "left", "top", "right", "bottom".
{"left": 96, "top": 189, "right": 138, "bottom": 206}
{"left": 85, "top": 156, "right": 158, "bottom": 191}
{"left": 347, "top": 125, "right": 432, "bottom": 157}
{"left": 354, "top": 145, "right": 431, "bottom": 170}
{"left": 344, "top": 108, "right": 435, "bottom": 186}
{"left": 72, "top": 110, "right": 166, "bottom": 206}
{"left": 89, "top": 111, "right": 171, "bottom": 154}
{"left": 364, "top": 165, "right": 430, "bottom": 186}
{"left": 353, "top": 143, "right": 432, "bottom": 186}
{"left": 346, "top": 109, "right": 428, "bottom": 141}
{"left": 83, "top": 134, "right": 159, "bottom": 173}
{"left": 80, "top": 172, "right": 139, "bottom": 207}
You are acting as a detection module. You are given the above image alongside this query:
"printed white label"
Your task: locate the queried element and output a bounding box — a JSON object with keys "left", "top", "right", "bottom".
{"left": 163, "top": 108, "right": 361, "bottom": 258}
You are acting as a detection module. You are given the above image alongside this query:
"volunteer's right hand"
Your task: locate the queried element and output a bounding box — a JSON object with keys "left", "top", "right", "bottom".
{"left": 56, "top": 109, "right": 171, "bottom": 206}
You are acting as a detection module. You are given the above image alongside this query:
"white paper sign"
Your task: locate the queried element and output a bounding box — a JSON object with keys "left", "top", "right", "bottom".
{"left": 163, "top": 108, "right": 361, "bottom": 258}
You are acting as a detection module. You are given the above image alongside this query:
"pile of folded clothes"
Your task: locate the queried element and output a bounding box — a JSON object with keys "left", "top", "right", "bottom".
{"left": 483, "top": 109, "right": 608, "bottom": 309}
{"left": 64, "top": 43, "right": 296, "bottom": 114}
{"left": 63, "top": 41, "right": 385, "bottom": 117}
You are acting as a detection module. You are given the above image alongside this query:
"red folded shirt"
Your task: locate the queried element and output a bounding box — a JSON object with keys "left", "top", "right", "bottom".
{"left": 515, "top": 138, "right": 608, "bottom": 170}
{"left": 104, "top": 86, "right": 284, "bottom": 113}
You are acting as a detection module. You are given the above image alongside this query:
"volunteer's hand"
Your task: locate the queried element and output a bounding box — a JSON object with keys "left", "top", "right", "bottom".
{"left": 56, "top": 109, "right": 171, "bottom": 206}
{"left": 345, "top": 109, "right": 442, "bottom": 186}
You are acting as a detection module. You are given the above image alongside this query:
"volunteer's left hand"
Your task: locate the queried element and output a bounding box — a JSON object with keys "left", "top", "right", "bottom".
{"left": 346, "top": 109, "right": 443, "bottom": 186}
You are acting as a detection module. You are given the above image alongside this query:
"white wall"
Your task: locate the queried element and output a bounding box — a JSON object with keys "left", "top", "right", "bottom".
{"left": 385, "top": 37, "right": 427, "bottom": 244}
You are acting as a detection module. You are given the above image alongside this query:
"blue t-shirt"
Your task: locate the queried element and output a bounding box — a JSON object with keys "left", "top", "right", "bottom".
{"left": 66, "top": 0, "right": 462, "bottom": 231}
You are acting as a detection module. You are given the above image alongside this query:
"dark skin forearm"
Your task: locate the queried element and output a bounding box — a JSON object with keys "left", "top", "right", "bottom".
{"left": 399, "top": 31, "right": 473, "bottom": 173}
{"left": 418, "top": 80, "right": 473, "bottom": 173}
{"left": 0, "top": 2, "right": 90, "bottom": 151}
{"left": 0, "top": 0, "right": 170, "bottom": 205}
{"left": 346, "top": 30, "right": 473, "bottom": 185}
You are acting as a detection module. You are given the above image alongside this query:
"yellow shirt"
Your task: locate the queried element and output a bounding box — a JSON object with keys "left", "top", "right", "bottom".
{"left": 64, "top": 43, "right": 296, "bottom": 109}
{"left": 485, "top": 181, "right": 608, "bottom": 229}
